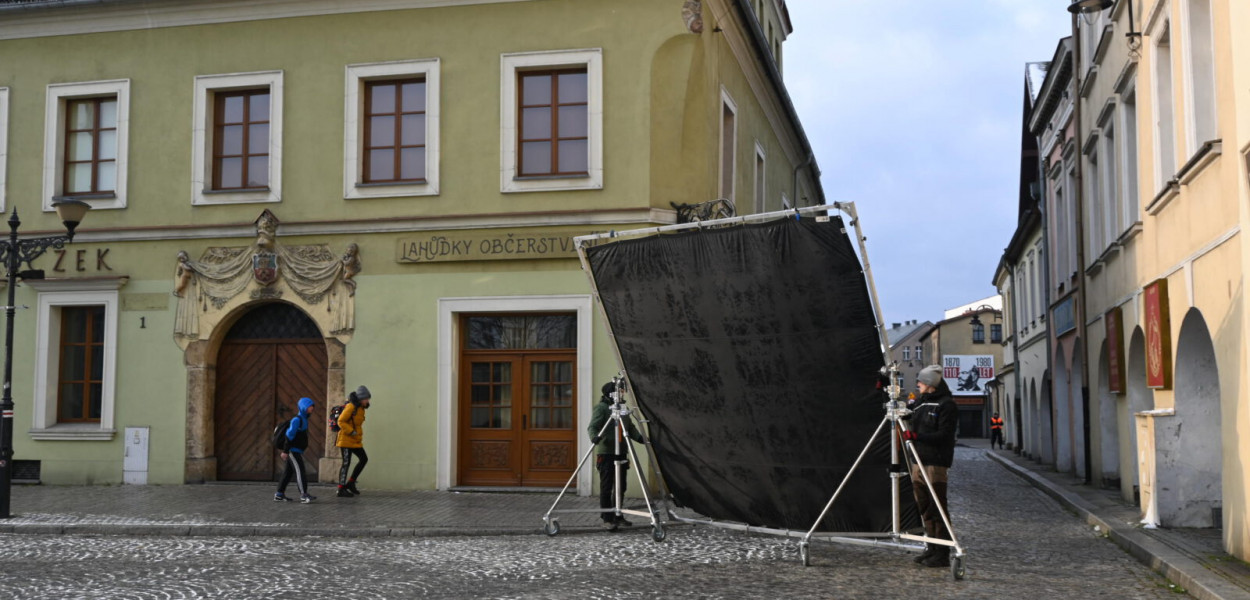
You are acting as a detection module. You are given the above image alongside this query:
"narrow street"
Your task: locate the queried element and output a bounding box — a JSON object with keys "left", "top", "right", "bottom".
{"left": 0, "top": 448, "right": 1179, "bottom": 599}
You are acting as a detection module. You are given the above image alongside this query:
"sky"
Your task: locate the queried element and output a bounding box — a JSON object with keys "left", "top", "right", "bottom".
{"left": 781, "top": 1, "right": 1073, "bottom": 326}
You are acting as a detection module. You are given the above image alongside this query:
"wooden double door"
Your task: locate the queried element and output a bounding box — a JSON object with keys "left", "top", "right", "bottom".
{"left": 215, "top": 339, "right": 327, "bottom": 481}
{"left": 459, "top": 352, "right": 577, "bottom": 487}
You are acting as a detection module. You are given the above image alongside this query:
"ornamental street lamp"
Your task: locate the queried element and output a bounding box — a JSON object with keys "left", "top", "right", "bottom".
{"left": 0, "top": 199, "right": 91, "bottom": 518}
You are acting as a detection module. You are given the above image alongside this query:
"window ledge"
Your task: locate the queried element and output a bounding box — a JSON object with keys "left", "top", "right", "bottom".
{"left": 30, "top": 425, "right": 116, "bottom": 441}
{"left": 513, "top": 174, "right": 590, "bottom": 182}
{"left": 1118, "top": 221, "right": 1144, "bottom": 245}
{"left": 1085, "top": 259, "right": 1104, "bottom": 277}
{"left": 1145, "top": 180, "right": 1180, "bottom": 216}
{"left": 53, "top": 193, "right": 116, "bottom": 202}
{"left": 202, "top": 187, "right": 271, "bottom": 195}
{"left": 1177, "top": 139, "right": 1222, "bottom": 186}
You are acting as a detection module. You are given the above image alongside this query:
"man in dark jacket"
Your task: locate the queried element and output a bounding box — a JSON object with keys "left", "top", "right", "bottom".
{"left": 588, "top": 380, "right": 644, "bottom": 531}
{"left": 902, "top": 365, "right": 958, "bottom": 567}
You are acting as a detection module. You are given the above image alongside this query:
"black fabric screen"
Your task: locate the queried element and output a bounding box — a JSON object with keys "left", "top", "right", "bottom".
{"left": 586, "top": 216, "right": 919, "bottom": 533}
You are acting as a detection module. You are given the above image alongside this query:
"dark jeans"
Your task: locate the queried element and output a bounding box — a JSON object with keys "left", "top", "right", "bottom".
{"left": 277, "top": 451, "right": 308, "bottom": 496}
{"left": 338, "top": 447, "right": 368, "bottom": 484}
{"left": 596, "top": 454, "right": 628, "bottom": 522}
{"left": 990, "top": 429, "right": 1004, "bottom": 448}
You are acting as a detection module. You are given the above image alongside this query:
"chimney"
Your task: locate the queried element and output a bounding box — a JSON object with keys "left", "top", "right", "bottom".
{"left": 892, "top": 322, "right": 901, "bottom": 329}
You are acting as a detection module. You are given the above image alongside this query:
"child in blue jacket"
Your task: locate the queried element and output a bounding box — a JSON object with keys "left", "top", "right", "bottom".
{"left": 275, "top": 397, "right": 316, "bottom": 503}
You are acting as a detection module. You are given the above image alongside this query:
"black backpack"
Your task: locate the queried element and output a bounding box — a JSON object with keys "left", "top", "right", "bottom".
{"left": 329, "top": 404, "right": 346, "bottom": 433}
{"left": 272, "top": 420, "right": 288, "bottom": 450}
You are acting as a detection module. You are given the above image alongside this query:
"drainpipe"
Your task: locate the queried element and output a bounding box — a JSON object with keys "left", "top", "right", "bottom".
{"left": 1070, "top": 12, "right": 1094, "bottom": 485}
{"left": 1037, "top": 133, "right": 1053, "bottom": 465}
{"left": 1007, "top": 259, "right": 1023, "bottom": 453}
{"left": 791, "top": 152, "right": 814, "bottom": 208}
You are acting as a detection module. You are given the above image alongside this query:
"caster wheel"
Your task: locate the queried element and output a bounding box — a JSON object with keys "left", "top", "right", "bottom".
{"left": 651, "top": 525, "right": 666, "bottom": 543}
{"left": 543, "top": 520, "right": 560, "bottom": 537}
{"left": 800, "top": 543, "right": 810, "bottom": 567}
{"left": 951, "top": 555, "right": 965, "bottom": 580}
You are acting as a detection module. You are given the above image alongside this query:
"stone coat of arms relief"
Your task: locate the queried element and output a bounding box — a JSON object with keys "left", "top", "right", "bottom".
{"left": 173, "top": 210, "right": 361, "bottom": 346}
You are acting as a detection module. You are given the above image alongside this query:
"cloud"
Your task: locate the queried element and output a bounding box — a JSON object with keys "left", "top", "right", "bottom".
{"left": 782, "top": 1, "right": 1070, "bottom": 321}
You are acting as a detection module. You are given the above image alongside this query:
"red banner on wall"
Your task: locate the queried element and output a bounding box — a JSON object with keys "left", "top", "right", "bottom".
{"left": 1105, "top": 306, "right": 1125, "bottom": 394}
{"left": 1143, "top": 279, "right": 1172, "bottom": 390}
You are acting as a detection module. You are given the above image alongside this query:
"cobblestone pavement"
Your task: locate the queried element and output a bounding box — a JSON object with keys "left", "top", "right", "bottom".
{"left": 0, "top": 448, "right": 1183, "bottom": 599}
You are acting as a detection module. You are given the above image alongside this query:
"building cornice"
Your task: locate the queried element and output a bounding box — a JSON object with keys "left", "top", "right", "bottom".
{"left": 0, "top": 0, "right": 534, "bottom": 40}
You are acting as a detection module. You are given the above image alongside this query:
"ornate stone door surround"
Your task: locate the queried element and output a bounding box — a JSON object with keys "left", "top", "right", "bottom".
{"left": 175, "top": 211, "right": 360, "bottom": 482}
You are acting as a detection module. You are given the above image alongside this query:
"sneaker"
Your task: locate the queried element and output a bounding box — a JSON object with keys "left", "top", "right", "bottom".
{"left": 336, "top": 487, "right": 354, "bottom": 498}
{"left": 274, "top": 493, "right": 292, "bottom": 502}
{"left": 600, "top": 521, "right": 619, "bottom": 531}
{"left": 346, "top": 481, "right": 360, "bottom": 495}
{"left": 300, "top": 494, "right": 317, "bottom": 504}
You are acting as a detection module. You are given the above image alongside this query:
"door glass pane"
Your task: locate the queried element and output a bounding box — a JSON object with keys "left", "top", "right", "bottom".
{"left": 249, "top": 92, "right": 270, "bottom": 122}
{"left": 97, "top": 162, "right": 116, "bottom": 192}
{"left": 99, "top": 99, "right": 118, "bottom": 128}
{"left": 471, "top": 384, "right": 489, "bottom": 405}
{"left": 558, "top": 140, "right": 588, "bottom": 173}
{"left": 554, "top": 384, "right": 573, "bottom": 407}
{"left": 368, "top": 149, "right": 394, "bottom": 181}
{"left": 69, "top": 132, "right": 94, "bottom": 161}
{"left": 471, "top": 407, "right": 490, "bottom": 428}
{"left": 218, "top": 157, "right": 243, "bottom": 188}
{"left": 466, "top": 316, "right": 576, "bottom": 349}
{"left": 532, "top": 407, "right": 550, "bottom": 429}
{"left": 248, "top": 124, "right": 269, "bottom": 154}
{"left": 558, "top": 72, "right": 587, "bottom": 103}
{"left": 555, "top": 362, "right": 572, "bottom": 382}
{"left": 495, "top": 407, "right": 511, "bottom": 428}
{"left": 531, "top": 362, "right": 550, "bottom": 384}
{"left": 89, "top": 307, "right": 104, "bottom": 342}
{"left": 531, "top": 383, "right": 550, "bottom": 407}
{"left": 91, "top": 346, "right": 103, "bottom": 378}
{"left": 98, "top": 130, "right": 117, "bottom": 160}
{"left": 471, "top": 362, "right": 491, "bottom": 383}
{"left": 557, "top": 105, "right": 587, "bottom": 138}
{"left": 370, "top": 115, "right": 395, "bottom": 147}
{"left": 222, "top": 96, "right": 245, "bottom": 123}
{"left": 66, "top": 163, "right": 93, "bottom": 193}
{"left": 520, "top": 141, "right": 550, "bottom": 175}
{"left": 553, "top": 407, "right": 572, "bottom": 429}
{"left": 221, "top": 125, "right": 243, "bottom": 155}
{"left": 521, "top": 74, "right": 551, "bottom": 105}
{"left": 247, "top": 157, "right": 269, "bottom": 187}
{"left": 401, "top": 114, "right": 425, "bottom": 145}
{"left": 493, "top": 362, "right": 511, "bottom": 384}
{"left": 400, "top": 148, "right": 425, "bottom": 180}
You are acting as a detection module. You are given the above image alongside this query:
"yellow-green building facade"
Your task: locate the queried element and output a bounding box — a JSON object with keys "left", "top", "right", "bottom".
{"left": 0, "top": 0, "right": 823, "bottom": 492}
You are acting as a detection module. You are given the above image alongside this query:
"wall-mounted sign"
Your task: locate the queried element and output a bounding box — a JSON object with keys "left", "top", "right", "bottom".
{"left": 1053, "top": 295, "right": 1076, "bottom": 336}
{"left": 397, "top": 230, "right": 591, "bottom": 263}
{"left": 1144, "top": 278, "right": 1172, "bottom": 389}
{"left": 942, "top": 355, "right": 995, "bottom": 397}
{"left": 1105, "top": 306, "right": 1125, "bottom": 394}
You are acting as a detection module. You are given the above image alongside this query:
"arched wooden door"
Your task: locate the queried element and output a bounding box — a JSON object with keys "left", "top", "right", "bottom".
{"left": 214, "top": 303, "right": 327, "bottom": 481}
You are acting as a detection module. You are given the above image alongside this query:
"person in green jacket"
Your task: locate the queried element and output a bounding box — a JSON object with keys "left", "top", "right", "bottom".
{"left": 589, "top": 380, "right": 644, "bottom": 531}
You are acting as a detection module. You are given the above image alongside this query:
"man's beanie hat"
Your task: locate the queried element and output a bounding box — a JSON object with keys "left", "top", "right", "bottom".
{"left": 602, "top": 381, "right": 617, "bottom": 397}
{"left": 355, "top": 385, "right": 371, "bottom": 400}
{"left": 918, "top": 365, "right": 943, "bottom": 387}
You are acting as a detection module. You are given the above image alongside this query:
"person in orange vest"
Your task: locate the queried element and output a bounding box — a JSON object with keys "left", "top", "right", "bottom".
{"left": 989, "top": 412, "right": 1005, "bottom": 450}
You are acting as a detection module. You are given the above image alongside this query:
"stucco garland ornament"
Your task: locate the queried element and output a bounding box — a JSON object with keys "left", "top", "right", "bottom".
{"left": 173, "top": 210, "right": 361, "bottom": 340}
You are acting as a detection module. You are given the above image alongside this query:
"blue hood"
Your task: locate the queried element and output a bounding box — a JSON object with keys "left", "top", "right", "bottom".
{"left": 298, "top": 397, "right": 314, "bottom": 414}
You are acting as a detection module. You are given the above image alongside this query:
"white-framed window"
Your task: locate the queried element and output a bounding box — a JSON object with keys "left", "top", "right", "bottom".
{"left": 1152, "top": 21, "right": 1176, "bottom": 191}
{"left": 903, "top": 346, "right": 911, "bottom": 361}
{"left": 28, "top": 281, "right": 123, "bottom": 440}
{"left": 915, "top": 345, "right": 923, "bottom": 363}
{"left": 191, "top": 70, "right": 283, "bottom": 205}
{"left": 1119, "top": 86, "right": 1141, "bottom": 228}
{"left": 0, "top": 87, "right": 8, "bottom": 213}
{"left": 42, "top": 79, "right": 130, "bottom": 211}
{"left": 719, "top": 88, "right": 737, "bottom": 202}
{"left": 1084, "top": 138, "right": 1102, "bottom": 258}
{"left": 1100, "top": 112, "right": 1119, "bottom": 243}
{"left": 500, "top": 49, "right": 602, "bottom": 193}
{"left": 1182, "top": 0, "right": 1217, "bottom": 150}
{"left": 753, "top": 141, "right": 766, "bottom": 213}
{"left": 344, "top": 58, "right": 441, "bottom": 200}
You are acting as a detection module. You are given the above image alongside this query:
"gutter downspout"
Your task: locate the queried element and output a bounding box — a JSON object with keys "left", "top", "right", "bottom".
{"left": 1008, "top": 260, "right": 1024, "bottom": 453}
{"left": 1037, "top": 133, "right": 1053, "bottom": 465}
{"left": 1070, "top": 13, "right": 1094, "bottom": 485}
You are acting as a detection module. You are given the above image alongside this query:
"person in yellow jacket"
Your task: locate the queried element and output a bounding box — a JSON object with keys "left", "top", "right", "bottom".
{"left": 335, "top": 385, "right": 371, "bottom": 497}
